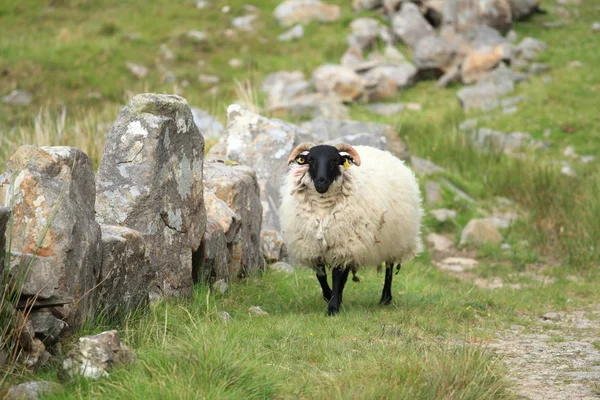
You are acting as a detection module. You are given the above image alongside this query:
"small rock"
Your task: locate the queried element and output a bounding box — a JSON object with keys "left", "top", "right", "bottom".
{"left": 436, "top": 257, "right": 479, "bottom": 272}
{"left": 411, "top": 157, "right": 445, "bottom": 176}
{"left": 366, "top": 102, "right": 404, "bottom": 116}
{"left": 212, "top": 279, "right": 228, "bottom": 294}
{"left": 222, "top": 5, "right": 230, "bottom": 13}
{"left": 6, "top": 381, "right": 60, "bottom": 400}
{"left": 126, "top": 62, "right": 148, "bottom": 79}
{"left": 429, "top": 208, "right": 457, "bottom": 222}
{"left": 186, "top": 30, "right": 207, "bottom": 42}
{"left": 269, "top": 261, "right": 295, "bottom": 274}
{"left": 232, "top": 14, "right": 258, "bottom": 32}
{"left": 568, "top": 60, "right": 582, "bottom": 68}
{"left": 425, "top": 182, "right": 443, "bottom": 206}
{"left": 2, "top": 89, "right": 32, "bottom": 105}
{"left": 30, "top": 311, "right": 67, "bottom": 345}
{"left": 278, "top": 24, "right": 304, "bottom": 41}
{"left": 506, "top": 30, "right": 519, "bottom": 42}
{"left": 219, "top": 311, "right": 233, "bottom": 323}
{"left": 592, "top": 22, "right": 600, "bottom": 33}
{"left": 580, "top": 155, "right": 595, "bottom": 164}
{"left": 199, "top": 74, "right": 220, "bottom": 84}
{"left": 229, "top": 58, "right": 242, "bottom": 68}
{"left": 516, "top": 37, "right": 547, "bottom": 60}
{"left": 560, "top": 162, "right": 576, "bottom": 177}
{"left": 60, "top": 330, "right": 135, "bottom": 380}
{"left": 542, "top": 76, "right": 552, "bottom": 84}
{"left": 426, "top": 233, "right": 454, "bottom": 252}
{"left": 159, "top": 43, "right": 175, "bottom": 61}
{"left": 529, "top": 63, "right": 551, "bottom": 75}
{"left": 501, "top": 243, "right": 511, "bottom": 250}
{"left": 542, "top": 312, "right": 561, "bottom": 321}
{"left": 274, "top": 0, "right": 341, "bottom": 27}
{"left": 563, "top": 146, "right": 577, "bottom": 157}
{"left": 440, "top": 178, "right": 475, "bottom": 203}
{"left": 248, "top": 306, "right": 269, "bottom": 316}
{"left": 312, "top": 64, "right": 366, "bottom": 102}
{"left": 348, "top": 18, "right": 381, "bottom": 51}
{"left": 460, "top": 218, "right": 503, "bottom": 246}
{"left": 406, "top": 102, "right": 422, "bottom": 111}
{"left": 163, "top": 71, "right": 176, "bottom": 84}
{"left": 195, "top": 0, "right": 209, "bottom": 8}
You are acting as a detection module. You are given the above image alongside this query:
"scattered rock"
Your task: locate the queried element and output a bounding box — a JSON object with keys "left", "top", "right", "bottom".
{"left": 0, "top": 146, "right": 101, "bottom": 328}
{"left": 440, "top": 178, "right": 474, "bottom": 203}
{"left": 457, "top": 64, "right": 517, "bottom": 111}
{"left": 199, "top": 74, "right": 220, "bottom": 84}
{"left": 267, "top": 93, "right": 349, "bottom": 120}
{"left": 30, "top": 311, "right": 67, "bottom": 346}
{"left": 219, "top": 311, "right": 233, "bottom": 323}
{"left": 508, "top": 0, "right": 540, "bottom": 21}
{"left": 186, "top": 30, "right": 207, "bottom": 42}
{"left": 542, "top": 312, "right": 561, "bottom": 321}
{"left": 426, "top": 233, "right": 454, "bottom": 252}
{"left": 363, "top": 63, "right": 418, "bottom": 99}
{"left": 269, "top": 261, "right": 295, "bottom": 274}
{"left": 232, "top": 14, "right": 258, "bottom": 32}
{"left": 2, "top": 89, "right": 32, "bottom": 105}
{"left": 274, "top": 0, "right": 341, "bottom": 27}
{"left": 444, "top": 0, "right": 512, "bottom": 34}
{"left": 413, "top": 35, "right": 457, "bottom": 76}
{"left": 96, "top": 94, "right": 206, "bottom": 298}
{"left": 248, "top": 306, "right": 269, "bottom": 316}
{"left": 461, "top": 44, "right": 509, "bottom": 84}
{"left": 195, "top": 0, "right": 209, "bottom": 8}
{"left": 471, "top": 128, "right": 534, "bottom": 153}
{"left": 348, "top": 18, "right": 381, "bottom": 51}
{"left": 190, "top": 107, "right": 224, "bottom": 141}
{"left": 352, "top": 0, "right": 381, "bottom": 11}
{"left": 262, "top": 70, "right": 311, "bottom": 108}
{"left": 411, "top": 157, "right": 445, "bottom": 176}
{"left": 366, "top": 102, "right": 404, "bottom": 116}
{"left": 312, "top": 64, "right": 367, "bottom": 102}
{"left": 278, "top": 24, "right": 304, "bottom": 41}
{"left": 506, "top": 30, "right": 519, "bottom": 42}
{"left": 460, "top": 218, "right": 503, "bottom": 246}
{"left": 159, "top": 43, "right": 175, "bottom": 61}
{"left": 6, "top": 381, "right": 60, "bottom": 400}
{"left": 429, "top": 208, "right": 457, "bottom": 222}
{"left": 229, "top": 58, "right": 242, "bottom": 68}
{"left": 593, "top": 22, "right": 600, "bottom": 33}
{"left": 60, "top": 330, "right": 135, "bottom": 380}
{"left": 560, "top": 162, "right": 576, "bottom": 177}
{"left": 529, "top": 63, "right": 551, "bottom": 75}
{"left": 391, "top": 3, "right": 434, "bottom": 48}
{"left": 516, "top": 37, "right": 547, "bottom": 61}
{"left": 212, "top": 279, "right": 228, "bottom": 294}
{"left": 435, "top": 257, "right": 478, "bottom": 272}
{"left": 126, "top": 62, "right": 148, "bottom": 79}
{"left": 425, "top": 182, "right": 443, "bottom": 206}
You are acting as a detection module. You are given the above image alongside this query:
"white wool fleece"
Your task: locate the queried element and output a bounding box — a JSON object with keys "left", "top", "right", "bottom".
{"left": 279, "top": 145, "right": 423, "bottom": 270}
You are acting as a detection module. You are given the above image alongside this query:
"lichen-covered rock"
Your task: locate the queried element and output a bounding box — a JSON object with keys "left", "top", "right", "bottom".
{"left": 312, "top": 64, "right": 367, "bottom": 102}
{"left": 460, "top": 218, "right": 503, "bottom": 246}
{"left": 97, "top": 225, "right": 150, "bottom": 318}
{"left": 391, "top": 3, "right": 434, "bottom": 48}
{"left": 300, "top": 119, "right": 410, "bottom": 161}
{"left": 6, "top": 381, "right": 60, "bottom": 400}
{"left": 96, "top": 94, "right": 206, "bottom": 298}
{"left": 224, "top": 105, "right": 300, "bottom": 261}
{"left": 60, "top": 330, "right": 135, "bottom": 380}
{"left": 0, "top": 146, "right": 101, "bottom": 327}
{"left": 199, "top": 161, "right": 263, "bottom": 281}
{"left": 274, "top": 0, "right": 341, "bottom": 27}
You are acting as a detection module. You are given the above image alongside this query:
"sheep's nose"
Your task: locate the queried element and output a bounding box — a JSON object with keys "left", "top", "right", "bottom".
{"left": 314, "top": 178, "right": 329, "bottom": 194}
{"left": 315, "top": 178, "right": 326, "bottom": 186}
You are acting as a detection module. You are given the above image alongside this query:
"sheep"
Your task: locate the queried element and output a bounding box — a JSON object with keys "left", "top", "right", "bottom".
{"left": 279, "top": 143, "right": 423, "bottom": 315}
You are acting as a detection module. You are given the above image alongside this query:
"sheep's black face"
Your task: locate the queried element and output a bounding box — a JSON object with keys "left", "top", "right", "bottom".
{"left": 295, "top": 145, "right": 345, "bottom": 194}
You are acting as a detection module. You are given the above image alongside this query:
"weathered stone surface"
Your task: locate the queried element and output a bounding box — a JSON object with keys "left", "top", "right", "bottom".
{"left": 96, "top": 94, "right": 206, "bottom": 298}
{"left": 200, "top": 161, "right": 263, "bottom": 280}
{"left": 0, "top": 207, "right": 9, "bottom": 270}
{"left": 509, "top": 0, "right": 539, "bottom": 21}
{"left": 224, "top": 105, "right": 299, "bottom": 261}
{"left": 274, "top": 0, "right": 341, "bottom": 27}
{"left": 2, "top": 89, "right": 32, "bottom": 105}
{"left": 460, "top": 218, "right": 503, "bottom": 246}
{"left": 413, "top": 35, "right": 458, "bottom": 76}
{"left": 516, "top": 37, "right": 547, "bottom": 61}
{"left": 0, "top": 146, "right": 101, "bottom": 326}
{"left": 212, "top": 279, "right": 228, "bottom": 294}
{"left": 97, "top": 225, "right": 150, "bottom": 318}
{"left": 278, "top": 24, "right": 304, "bottom": 41}
{"left": 471, "top": 128, "right": 533, "bottom": 153}
{"left": 348, "top": 18, "right": 381, "bottom": 51}
{"left": 391, "top": 3, "right": 434, "bottom": 48}
{"left": 60, "top": 330, "right": 135, "bottom": 380}
{"left": 262, "top": 70, "right": 311, "bottom": 108}
{"left": 190, "top": 107, "right": 224, "bottom": 141}
{"left": 312, "top": 64, "right": 367, "bottom": 102}
{"left": 363, "top": 63, "right": 418, "bottom": 100}
{"left": 443, "top": 0, "right": 512, "bottom": 34}
{"left": 269, "top": 261, "right": 295, "bottom": 274}
{"left": 300, "top": 119, "right": 410, "bottom": 161}
{"left": 30, "top": 311, "right": 66, "bottom": 345}
{"left": 6, "top": 381, "right": 60, "bottom": 400}
{"left": 457, "top": 64, "right": 516, "bottom": 111}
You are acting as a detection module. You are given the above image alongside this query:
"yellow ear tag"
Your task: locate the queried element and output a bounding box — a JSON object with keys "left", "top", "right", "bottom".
{"left": 343, "top": 159, "right": 351, "bottom": 169}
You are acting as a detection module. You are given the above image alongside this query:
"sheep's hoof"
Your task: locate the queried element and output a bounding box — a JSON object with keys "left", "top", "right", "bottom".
{"left": 327, "top": 307, "right": 340, "bottom": 316}
{"left": 379, "top": 296, "right": 392, "bottom": 306}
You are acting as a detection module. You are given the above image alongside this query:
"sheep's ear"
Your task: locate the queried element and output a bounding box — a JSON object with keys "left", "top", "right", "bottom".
{"left": 336, "top": 143, "right": 361, "bottom": 167}
{"left": 339, "top": 154, "right": 355, "bottom": 169}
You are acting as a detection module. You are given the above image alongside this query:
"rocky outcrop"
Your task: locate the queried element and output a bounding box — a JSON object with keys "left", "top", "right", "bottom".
{"left": 97, "top": 225, "right": 151, "bottom": 318}
{"left": 198, "top": 161, "right": 263, "bottom": 282}
{"left": 0, "top": 146, "right": 101, "bottom": 328}
{"left": 96, "top": 94, "right": 206, "bottom": 298}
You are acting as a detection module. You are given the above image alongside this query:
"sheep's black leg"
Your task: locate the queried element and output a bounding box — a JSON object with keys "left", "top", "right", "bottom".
{"left": 379, "top": 262, "right": 396, "bottom": 305}
{"left": 316, "top": 264, "right": 332, "bottom": 302}
{"left": 327, "top": 266, "right": 350, "bottom": 316}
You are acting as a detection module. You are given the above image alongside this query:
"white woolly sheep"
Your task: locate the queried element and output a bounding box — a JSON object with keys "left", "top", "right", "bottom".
{"left": 279, "top": 143, "right": 423, "bottom": 315}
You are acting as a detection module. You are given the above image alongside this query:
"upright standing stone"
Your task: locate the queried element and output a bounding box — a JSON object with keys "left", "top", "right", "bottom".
{"left": 96, "top": 94, "right": 206, "bottom": 298}
{"left": 0, "top": 146, "right": 101, "bottom": 327}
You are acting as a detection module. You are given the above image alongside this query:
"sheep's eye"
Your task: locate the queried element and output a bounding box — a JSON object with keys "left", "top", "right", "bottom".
{"left": 295, "top": 156, "right": 306, "bottom": 165}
